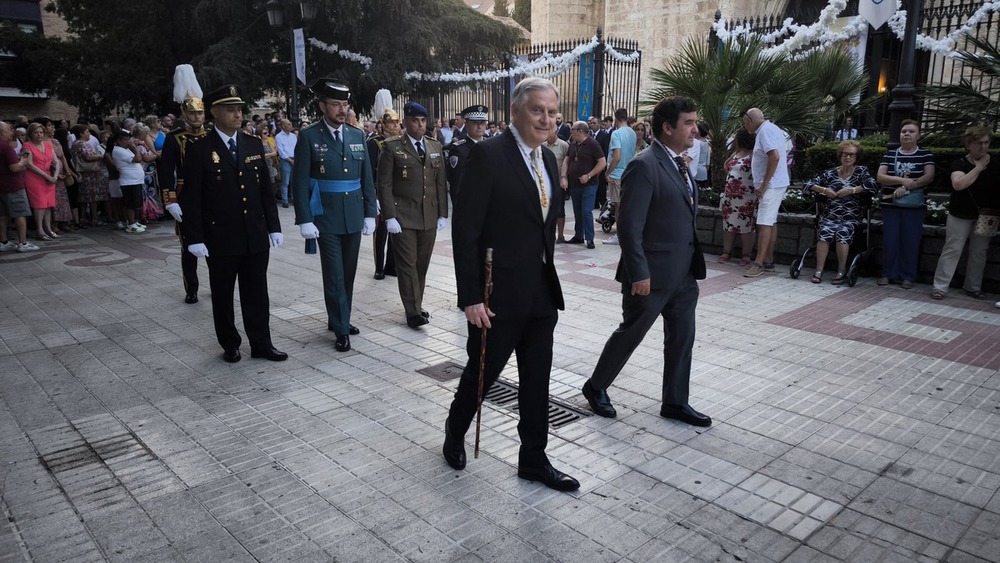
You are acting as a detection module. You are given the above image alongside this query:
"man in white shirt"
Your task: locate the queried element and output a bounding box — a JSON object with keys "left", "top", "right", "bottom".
{"left": 743, "top": 108, "right": 790, "bottom": 277}
{"left": 274, "top": 119, "right": 297, "bottom": 208}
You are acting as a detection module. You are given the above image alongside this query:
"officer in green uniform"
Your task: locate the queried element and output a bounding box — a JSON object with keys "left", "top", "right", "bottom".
{"left": 443, "top": 104, "right": 488, "bottom": 201}
{"left": 377, "top": 102, "right": 448, "bottom": 329}
{"left": 292, "top": 79, "right": 377, "bottom": 352}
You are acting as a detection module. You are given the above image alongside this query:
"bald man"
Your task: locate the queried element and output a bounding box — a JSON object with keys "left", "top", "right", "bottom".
{"left": 742, "top": 108, "right": 789, "bottom": 277}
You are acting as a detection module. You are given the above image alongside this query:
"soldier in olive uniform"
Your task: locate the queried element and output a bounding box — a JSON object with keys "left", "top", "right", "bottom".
{"left": 368, "top": 108, "right": 401, "bottom": 280}
{"left": 443, "top": 104, "right": 489, "bottom": 202}
{"left": 377, "top": 102, "right": 448, "bottom": 329}
{"left": 292, "top": 80, "right": 378, "bottom": 352}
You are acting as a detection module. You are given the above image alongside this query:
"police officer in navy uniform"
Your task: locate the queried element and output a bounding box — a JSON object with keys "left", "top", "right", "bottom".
{"left": 292, "top": 79, "right": 378, "bottom": 352}
{"left": 443, "top": 104, "right": 488, "bottom": 201}
{"left": 179, "top": 84, "right": 286, "bottom": 364}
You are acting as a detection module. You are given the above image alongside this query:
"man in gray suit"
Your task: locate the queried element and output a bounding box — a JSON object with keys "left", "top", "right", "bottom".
{"left": 581, "top": 96, "right": 710, "bottom": 427}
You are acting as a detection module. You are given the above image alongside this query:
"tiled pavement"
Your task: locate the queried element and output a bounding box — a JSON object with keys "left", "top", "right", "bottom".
{"left": 1, "top": 208, "right": 999, "bottom": 562}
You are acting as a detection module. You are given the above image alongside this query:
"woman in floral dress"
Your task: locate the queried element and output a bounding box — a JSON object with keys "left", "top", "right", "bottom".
{"left": 70, "top": 125, "right": 110, "bottom": 226}
{"left": 41, "top": 118, "right": 74, "bottom": 233}
{"left": 132, "top": 124, "right": 163, "bottom": 222}
{"left": 719, "top": 129, "right": 757, "bottom": 266}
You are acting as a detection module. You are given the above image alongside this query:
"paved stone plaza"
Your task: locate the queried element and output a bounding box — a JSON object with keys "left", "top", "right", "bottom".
{"left": 1, "top": 208, "right": 999, "bottom": 562}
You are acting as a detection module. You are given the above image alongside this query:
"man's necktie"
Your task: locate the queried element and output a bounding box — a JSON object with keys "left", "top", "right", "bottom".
{"left": 228, "top": 138, "right": 237, "bottom": 161}
{"left": 530, "top": 148, "right": 549, "bottom": 220}
{"left": 673, "top": 155, "right": 694, "bottom": 204}
{"left": 416, "top": 140, "right": 425, "bottom": 164}
{"left": 333, "top": 129, "right": 341, "bottom": 144}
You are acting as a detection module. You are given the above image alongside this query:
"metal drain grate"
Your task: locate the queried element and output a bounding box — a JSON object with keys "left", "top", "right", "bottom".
{"left": 416, "top": 361, "right": 465, "bottom": 381}
{"left": 485, "top": 379, "right": 590, "bottom": 428}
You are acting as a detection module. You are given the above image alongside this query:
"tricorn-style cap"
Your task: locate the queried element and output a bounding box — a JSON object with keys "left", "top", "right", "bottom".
{"left": 311, "top": 79, "right": 350, "bottom": 101}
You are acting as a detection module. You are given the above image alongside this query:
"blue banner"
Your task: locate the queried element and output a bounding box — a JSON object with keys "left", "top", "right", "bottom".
{"left": 578, "top": 52, "right": 594, "bottom": 122}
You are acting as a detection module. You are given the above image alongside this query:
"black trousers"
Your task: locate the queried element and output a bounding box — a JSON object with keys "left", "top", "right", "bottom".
{"left": 447, "top": 264, "right": 557, "bottom": 468}
{"left": 590, "top": 275, "right": 699, "bottom": 405}
{"left": 206, "top": 250, "right": 273, "bottom": 352}
{"left": 374, "top": 215, "right": 396, "bottom": 276}
{"left": 182, "top": 246, "right": 199, "bottom": 295}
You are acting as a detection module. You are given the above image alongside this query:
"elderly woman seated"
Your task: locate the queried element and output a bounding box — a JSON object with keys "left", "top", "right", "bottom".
{"left": 802, "top": 140, "right": 878, "bottom": 285}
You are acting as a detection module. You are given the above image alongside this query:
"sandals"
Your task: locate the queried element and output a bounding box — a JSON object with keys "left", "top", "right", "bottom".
{"left": 930, "top": 289, "right": 945, "bottom": 300}
{"left": 811, "top": 272, "right": 823, "bottom": 284}
{"left": 831, "top": 273, "right": 847, "bottom": 285}
{"left": 36, "top": 233, "right": 52, "bottom": 241}
{"left": 739, "top": 255, "right": 752, "bottom": 267}
{"left": 718, "top": 253, "right": 731, "bottom": 264}
{"left": 963, "top": 289, "right": 987, "bottom": 300}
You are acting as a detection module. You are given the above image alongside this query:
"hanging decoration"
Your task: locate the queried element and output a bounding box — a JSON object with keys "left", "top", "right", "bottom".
{"left": 404, "top": 35, "right": 641, "bottom": 83}
{"left": 713, "top": 0, "right": 1000, "bottom": 59}
{"left": 309, "top": 38, "right": 373, "bottom": 70}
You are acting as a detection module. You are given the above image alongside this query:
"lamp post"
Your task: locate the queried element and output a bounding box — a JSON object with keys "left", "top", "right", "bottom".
{"left": 267, "top": 0, "right": 317, "bottom": 127}
{"left": 886, "top": 0, "right": 922, "bottom": 149}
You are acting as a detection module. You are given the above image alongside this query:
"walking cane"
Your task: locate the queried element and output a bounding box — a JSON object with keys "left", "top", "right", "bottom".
{"left": 474, "top": 248, "right": 494, "bottom": 459}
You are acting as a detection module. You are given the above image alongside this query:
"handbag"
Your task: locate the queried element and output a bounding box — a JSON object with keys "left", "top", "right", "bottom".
{"left": 64, "top": 173, "right": 76, "bottom": 187}
{"left": 74, "top": 148, "right": 102, "bottom": 173}
{"left": 974, "top": 209, "right": 1000, "bottom": 237}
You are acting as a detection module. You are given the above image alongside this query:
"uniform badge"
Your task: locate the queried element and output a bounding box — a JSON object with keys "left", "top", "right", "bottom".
{"left": 212, "top": 151, "right": 220, "bottom": 164}
{"left": 449, "top": 155, "right": 459, "bottom": 168}
{"left": 430, "top": 153, "right": 440, "bottom": 160}
{"left": 402, "top": 168, "right": 408, "bottom": 179}
{"left": 320, "top": 165, "right": 326, "bottom": 174}
{"left": 349, "top": 144, "right": 363, "bottom": 152}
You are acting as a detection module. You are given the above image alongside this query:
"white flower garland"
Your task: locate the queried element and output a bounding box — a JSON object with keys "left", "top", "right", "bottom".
{"left": 713, "top": 0, "right": 1000, "bottom": 59}
{"left": 404, "top": 35, "right": 640, "bottom": 83}
{"left": 309, "top": 38, "right": 373, "bottom": 69}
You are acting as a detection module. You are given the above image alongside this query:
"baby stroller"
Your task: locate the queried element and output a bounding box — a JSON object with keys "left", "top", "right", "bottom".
{"left": 789, "top": 192, "right": 874, "bottom": 287}
{"left": 598, "top": 201, "right": 616, "bottom": 233}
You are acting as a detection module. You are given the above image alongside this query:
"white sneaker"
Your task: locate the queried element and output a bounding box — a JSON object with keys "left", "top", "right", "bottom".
{"left": 17, "top": 242, "right": 39, "bottom": 252}
{"left": 125, "top": 225, "right": 143, "bottom": 233}
{"left": 0, "top": 241, "right": 15, "bottom": 252}
{"left": 128, "top": 222, "right": 146, "bottom": 232}
{"left": 603, "top": 235, "right": 619, "bottom": 245}
{"left": 115, "top": 221, "right": 126, "bottom": 230}
{"left": 995, "top": 301, "right": 1000, "bottom": 310}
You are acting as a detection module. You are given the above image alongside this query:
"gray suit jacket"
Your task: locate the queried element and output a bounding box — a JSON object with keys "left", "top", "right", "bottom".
{"left": 615, "top": 142, "right": 706, "bottom": 291}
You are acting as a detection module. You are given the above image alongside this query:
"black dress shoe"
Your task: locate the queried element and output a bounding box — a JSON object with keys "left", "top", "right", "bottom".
{"left": 566, "top": 237, "right": 584, "bottom": 244}
{"left": 250, "top": 347, "right": 288, "bottom": 361}
{"left": 349, "top": 324, "right": 360, "bottom": 335}
{"left": 335, "top": 335, "right": 351, "bottom": 352}
{"left": 586, "top": 241, "right": 595, "bottom": 249}
{"left": 222, "top": 349, "right": 241, "bottom": 363}
{"left": 406, "top": 315, "right": 429, "bottom": 328}
{"left": 517, "top": 464, "right": 580, "bottom": 492}
{"left": 660, "top": 403, "right": 712, "bottom": 427}
{"left": 421, "top": 311, "right": 430, "bottom": 319}
{"left": 184, "top": 293, "right": 198, "bottom": 304}
{"left": 582, "top": 380, "right": 617, "bottom": 418}
{"left": 442, "top": 418, "right": 466, "bottom": 470}
{"left": 374, "top": 272, "right": 385, "bottom": 280}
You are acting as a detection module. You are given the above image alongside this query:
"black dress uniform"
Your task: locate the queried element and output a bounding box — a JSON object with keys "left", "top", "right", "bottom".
{"left": 368, "top": 109, "right": 399, "bottom": 279}
{"left": 179, "top": 85, "right": 284, "bottom": 363}
{"left": 443, "top": 104, "right": 488, "bottom": 202}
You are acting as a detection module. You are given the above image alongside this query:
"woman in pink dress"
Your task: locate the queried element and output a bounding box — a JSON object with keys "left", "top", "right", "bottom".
{"left": 23, "top": 123, "right": 59, "bottom": 240}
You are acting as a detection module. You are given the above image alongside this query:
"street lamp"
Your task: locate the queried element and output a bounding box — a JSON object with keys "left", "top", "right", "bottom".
{"left": 886, "top": 0, "right": 922, "bottom": 149}
{"left": 267, "top": 0, "right": 317, "bottom": 127}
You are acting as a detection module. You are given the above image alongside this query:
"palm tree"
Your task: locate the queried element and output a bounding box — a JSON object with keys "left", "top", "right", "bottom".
{"left": 641, "top": 37, "right": 867, "bottom": 188}
{"left": 923, "top": 34, "right": 1000, "bottom": 137}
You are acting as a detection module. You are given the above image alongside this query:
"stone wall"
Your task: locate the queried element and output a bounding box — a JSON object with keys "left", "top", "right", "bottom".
{"left": 696, "top": 206, "right": 1000, "bottom": 292}
{"left": 531, "top": 0, "right": 607, "bottom": 42}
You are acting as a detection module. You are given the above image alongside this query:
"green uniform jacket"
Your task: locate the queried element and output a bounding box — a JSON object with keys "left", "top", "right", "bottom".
{"left": 292, "top": 122, "right": 377, "bottom": 235}
{"left": 377, "top": 135, "right": 448, "bottom": 230}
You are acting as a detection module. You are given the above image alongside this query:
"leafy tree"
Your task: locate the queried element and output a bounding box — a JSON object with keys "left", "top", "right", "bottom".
{"left": 512, "top": 0, "right": 531, "bottom": 30}
{"left": 0, "top": 0, "right": 521, "bottom": 119}
{"left": 493, "top": 0, "right": 509, "bottom": 17}
{"left": 923, "top": 34, "right": 1000, "bottom": 139}
{"left": 641, "top": 37, "right": 868, "bottom": 187}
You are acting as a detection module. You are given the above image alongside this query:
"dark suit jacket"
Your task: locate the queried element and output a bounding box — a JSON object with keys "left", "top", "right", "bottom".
{"left": 452, "top": 130, "right": 564, "bottom": 312}
{"left": 556, "top": 123, "right": 571, "bottom": 142}
{"left": 615, "top": 142, "right": 706, "bottom": 291}
{"left": 179, "top": 131, "right": 280, "bottom": 257}
{"left": 596, "top": 129, "right": 611, "bottom": 157}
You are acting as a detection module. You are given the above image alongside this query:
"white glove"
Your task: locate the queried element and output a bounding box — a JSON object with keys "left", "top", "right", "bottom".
{"left": 437, "top": 217, "right": 447, "bottom": 232}
{"left": 165, "top": 203, "right": 183, "bottom": 222}
{"left": 187, "top": 243, "right": 209, "bottom": 257}
{"left": 362, "top": 217, "right": 376, "bottom": 236}
{"left": 376, "top": 199, "right": 381, "bottom": 214}
{"left": 269, "top": 232, "right": 283, "bottom": 247}
{"left": 299, "top": 222, "right": 320, "bottom": 239}
{"left": 386, "top": 218, "right": 402, "bottom": 234}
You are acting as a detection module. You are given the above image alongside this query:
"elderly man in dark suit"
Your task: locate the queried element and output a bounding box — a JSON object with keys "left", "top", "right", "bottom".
{"left": 443, "top": 76, "right": 579, "bottom": 492}
{"left": 581, "top": 96, "right": 711, "bottom": 427}
{"left": 179, "top": 85, "right": 286, "bottom": 364}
